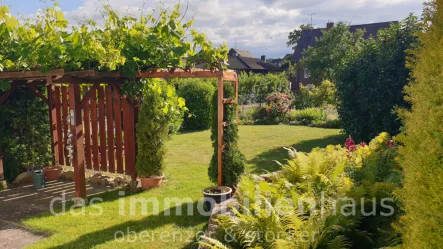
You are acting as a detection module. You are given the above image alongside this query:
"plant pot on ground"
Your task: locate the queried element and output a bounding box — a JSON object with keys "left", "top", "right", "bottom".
{"left": 203, "top": 186, "right": 233, "bottom": 212}
{"left": 139, "top": 175, "right": 164, "bottom": 189}
{"left": 43, "top": 166, "right": 62, "bottom": 181}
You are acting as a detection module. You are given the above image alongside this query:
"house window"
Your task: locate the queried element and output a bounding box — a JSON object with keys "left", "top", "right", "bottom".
{"left": 304, "top": 68, "right": 310, "bottom": 79}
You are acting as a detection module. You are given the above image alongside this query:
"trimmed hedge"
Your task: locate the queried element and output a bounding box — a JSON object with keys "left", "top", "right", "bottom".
{"left": 176, "top": 79, "right": 216, "bottom": 130}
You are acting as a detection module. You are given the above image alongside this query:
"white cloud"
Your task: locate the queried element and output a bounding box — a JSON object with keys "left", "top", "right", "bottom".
{"left": 61, "top": 0, "right": 424, "bottom": 58}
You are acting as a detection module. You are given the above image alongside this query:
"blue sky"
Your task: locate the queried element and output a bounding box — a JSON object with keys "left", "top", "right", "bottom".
{"left": 2, "top": 0, "right": 425, "bottom": 58}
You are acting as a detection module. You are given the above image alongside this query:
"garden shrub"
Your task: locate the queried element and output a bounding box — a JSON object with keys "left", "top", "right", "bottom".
{"left": 208, "top": 83, "right": 245, "bottom": 186}
{"left": 294, "top": 80, "right": 336, "bottom": 109}
{"left": 335, "top": 15, "right": 419, "bottom": 141}
{"left": 135, "top": 79, "right": 186, "bottom": 177}
{"left": 175, "top": 79, "right": 216, "bottom": 130}
{"left": 395, "top": 1, "right": 443, "bottom": 248}
{"left": 254, "top": 92, "right": 294, "bottom": 125}
{"left": 238, "top": 107, "right": 258, "bottom": 125}
{"left": 203, "top": 133, "right": 402, "bottom": 249}
{"left": 293, "top": 108, "right": 326, "bottom": 125}
{"left": 0, "top": 83, "right": 52, "bottom": 182}
{"left": 238, "top": 72, "right": 290, "bottom": 105}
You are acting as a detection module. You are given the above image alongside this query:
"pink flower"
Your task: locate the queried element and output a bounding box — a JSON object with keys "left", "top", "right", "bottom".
{"left": 345, "top": 137, "right": 355, "bottom": 149}
{"left": 348, "top": 145, "right": 357, "bottom": 152}
{"left": 386, "top": 140, "right": 395, "bottom": 148}
{"left": 360, "top": 142, "right": 367, "bottom": 148}
{"left": 266, "top": 109, "right": 271, "bottom": 113}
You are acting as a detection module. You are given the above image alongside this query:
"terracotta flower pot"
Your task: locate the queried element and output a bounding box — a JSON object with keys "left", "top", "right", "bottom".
{"left": 43, "top": 167, "right": 61, "bottom": 181}
{"left": 139, "top": 176, "right": 164, "bottom": 190}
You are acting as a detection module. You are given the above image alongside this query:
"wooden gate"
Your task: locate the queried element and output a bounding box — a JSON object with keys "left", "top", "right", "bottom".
{"left": 48, "top": 84, "right": 137, "bottom": 179}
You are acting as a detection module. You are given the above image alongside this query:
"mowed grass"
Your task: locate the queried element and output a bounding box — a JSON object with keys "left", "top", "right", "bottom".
{"left": 23, "top": 125, "right": 345, "bottom": 249}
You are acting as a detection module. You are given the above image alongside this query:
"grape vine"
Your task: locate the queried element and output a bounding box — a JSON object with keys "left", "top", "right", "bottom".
{"left": 0, "top": 2, "right": 228, "bottom": 75}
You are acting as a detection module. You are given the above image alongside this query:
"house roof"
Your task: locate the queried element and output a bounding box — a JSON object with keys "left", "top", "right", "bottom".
{"left": 292, "top": 21, "right": 397, "bottom": 63}
{"left": 229, "top": 48, "right": 254, "bottom": 58}
{"left": 228, "top": 55, "right": 280, "bottom": 71}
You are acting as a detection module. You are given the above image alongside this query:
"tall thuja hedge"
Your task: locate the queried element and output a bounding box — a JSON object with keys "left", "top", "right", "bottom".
{"left": 335, "top": 15, "right": 419, "bottom": 141}
{"left": 175, "top": 79, "right": 216, "bottom": 130}
{"left": 396, "top": 1, "right": 443, "bottom": 248}
{"left": 209, "top": 83, "right": 245, "bottom": 186}
{"left": 0, "top": 84, "right": 52, "bottom": 181}
{"left": 136, "top": 79, "right": 186, "bottom": 177}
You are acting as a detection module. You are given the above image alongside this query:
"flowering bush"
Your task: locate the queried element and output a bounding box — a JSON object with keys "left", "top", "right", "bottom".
{"left": 255, "top": 92, "right": 294, "bottom": 124}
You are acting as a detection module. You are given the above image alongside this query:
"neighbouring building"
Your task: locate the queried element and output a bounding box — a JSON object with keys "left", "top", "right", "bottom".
{"left": 227, "top": 48, "right": 281, "bottom": 74}
{"left": 291, "top": 21, "right": 396, "bottom": 91}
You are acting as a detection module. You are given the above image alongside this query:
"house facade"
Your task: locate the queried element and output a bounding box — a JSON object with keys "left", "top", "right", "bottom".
{"left": 291, "top": 21, "right": 396, "bottom": 91}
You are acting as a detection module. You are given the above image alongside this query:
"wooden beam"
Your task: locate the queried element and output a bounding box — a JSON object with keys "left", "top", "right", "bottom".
{"left": 222, "top": 98, "right": 237, "bottom": 104}
{"left": 0, "top": 69, "right": 64, "bottom": 79}
{"left": 27, "top": 84, "right": 50, "bottom": 105}
{"left": 135, "top": 69, "right": 230, "bottom": 78}
{"left": 81, "top": 84, "right": 100, "bottom": 106}
{"left": 217, "top": 76, "right": 224, "bottom": 186}
{"left": 69, "top": 84, "right": 87, "bottom": 199}
{"left": 222, "top": 76, "right": 238, "bottom": 82}
{"left": 0, "top": 86, "right": 16, "bottom": 105}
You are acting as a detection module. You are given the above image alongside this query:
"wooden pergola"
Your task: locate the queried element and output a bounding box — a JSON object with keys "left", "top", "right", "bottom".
{"left": 0, "top": 69, "right": 238, "bottom": 199}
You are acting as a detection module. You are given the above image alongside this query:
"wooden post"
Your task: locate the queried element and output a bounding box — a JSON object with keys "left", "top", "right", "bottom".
{"left": 69, "top": 84, "right": 86, "bottom": 199}
{"left": 217, "top": 76, "right": 224, "bottom": 186}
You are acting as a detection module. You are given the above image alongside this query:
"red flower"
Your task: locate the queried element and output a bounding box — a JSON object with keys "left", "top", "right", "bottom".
{"left": 345, "top": 137, "right": 355, "bottom": 149}
{"left": 348, "top": 145, "right": 357, "bottom": 152}
{"left": 360, "top": 142, "right": 366, "bottom": 148}
{"left": 266, "top": 109, "right": 271, "bottom": 113}
{"left": 386, "top": 140, "right": 395, "bottom": 148}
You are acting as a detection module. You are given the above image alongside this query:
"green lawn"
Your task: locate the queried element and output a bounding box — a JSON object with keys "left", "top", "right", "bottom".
{"left": 23, "top": 125, "right": 345, "bottom": 249}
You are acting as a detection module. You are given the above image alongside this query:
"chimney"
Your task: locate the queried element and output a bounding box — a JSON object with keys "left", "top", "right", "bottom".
{"left": 327, "top": 22, "right": 334, "bottom": 30}
{"left": 261, "top": 55, "right": 266, "bottom": 61}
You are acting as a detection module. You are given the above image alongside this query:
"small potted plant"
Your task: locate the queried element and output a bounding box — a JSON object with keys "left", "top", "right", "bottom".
{"left": 205, "top": 83, "right": 245, "bottom": 210}
{"left": 43, "top": 166, "right": 62, "bottom": 181}
{"left": 135, "top": 79, "right": 186, "bottom": 190}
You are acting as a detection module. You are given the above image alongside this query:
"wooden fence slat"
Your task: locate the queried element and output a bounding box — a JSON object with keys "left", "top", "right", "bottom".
{"left": 61, "top": 86, "right": 70, "bottom": 166}
{"left": 113, "top": 85, "right": 124, "bottom": 174}
{"left": 83, "top": 87, "right": 92, "bottom": 170}
{"left": 123, "top": 97, "right": 136, "bottom": 179}
{"left": 90, "top": 87, "right": 99, "bottom": 171}
{"left": 106, "top": 86, "right": 115, "bottom": 173}
{"left": 54, "top": 87, "right": 64, "bottom": 165}
{"left": 48, "top": 86, "right": 59, "bottom": 166}
{"left": 98, "top": 86, "right": 107, "bottom": 171}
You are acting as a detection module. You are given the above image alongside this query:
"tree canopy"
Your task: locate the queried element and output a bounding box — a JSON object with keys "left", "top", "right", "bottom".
{"left": 335, "top": 15, "right": 419, "bottom": 141}
{"left": 301, "top": 22, "right": 365, "bottom": 84}
{"left": 287, "top": 24, "right": 313, "bottom": 50}
{"left": 0, "top": 3, "right": 228, "bottom": 76}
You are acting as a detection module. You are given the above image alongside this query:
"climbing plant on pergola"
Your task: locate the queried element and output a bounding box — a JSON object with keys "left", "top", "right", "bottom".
{"left": 0, "top": 3, "right": 239, "bottom": 198}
